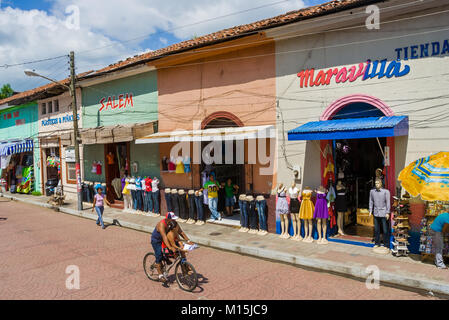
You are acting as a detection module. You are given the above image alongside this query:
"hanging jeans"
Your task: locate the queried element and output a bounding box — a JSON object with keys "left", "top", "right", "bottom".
{"left": 172, "top": 193, "right": 180, "bottom": 217}
{"left": 144, "top": 191, "right": 153, "bottom": 212}
{"left": 179, "top": 195, "right": 188, "bottom": 220}
{"left": 195, "top": 195, "right": 204, "bottom": 221}
{"left": 95, "top": 206, "right": 105, "bottom": 228}
{"left": 152, "top": 190, "right": 160, "bottom": 214}
{"left": 188, "top": 195, "right": 196, "bottom": 220}
{"left": 208, "top": 197, "right": 220, "bottom": 220}
{"left": 247, "top": 200, "right": 258, "bottom": 230}
{"left": 256, "top": 199, "right": 267, "bottom": 231}
{"left": 165, "top": 192, "right": 172, "bottom": 212}
{"left": 239, "top": 199, "right": 248, "bottom": 228}
{"left": 374, "top": 216, "right": 389, "bottom": 247}
{"left": 131, "top": 190, "right": 137, "bottom": 210}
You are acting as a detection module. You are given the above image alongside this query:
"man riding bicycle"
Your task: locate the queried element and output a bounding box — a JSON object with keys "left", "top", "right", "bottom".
{"left": 151, "top": 212, "right": 193, "bottom": 282}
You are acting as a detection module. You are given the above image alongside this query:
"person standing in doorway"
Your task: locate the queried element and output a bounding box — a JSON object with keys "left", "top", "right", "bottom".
{"left": 92, "top": 186, "right": 111, "bottom": 229}
{"left": 202, "top": 175, "right": 221, "bottom": 221}
{"left": 224, "top": 178, "right": 239, "bottom": 217}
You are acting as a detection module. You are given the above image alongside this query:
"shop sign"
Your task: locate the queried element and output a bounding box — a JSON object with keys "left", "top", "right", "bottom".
{"left": 395, "top": 39, "right": 449, "bottom": 60}
{"left": 65, "top": 149, "right": 75, "bottom": 162}
{"left": 297, "top": 59, "right": 410, "bottom": 88}
{"left": 41, "top": 114, "right": 80, "bottom": 127}
{"left": 99, "top": 93, "right": 134, "bottom": 112}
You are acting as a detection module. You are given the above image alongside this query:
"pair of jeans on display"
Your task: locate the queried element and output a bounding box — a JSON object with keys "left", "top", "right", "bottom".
{"left": 152, "top": 190, "right": 160, "bottom": 214}
{"left": 171, "top": 193, "right": 180, "bottom": 217}
{"left": 144, "top": 191, "right": 153, "bottom": 212}
{"left": 195, "top": 195, "right": 204, "bottom": 221}
{"left": 188, "top": 195, "right": 196, "bottom": 220}
{"left": 374, "top": 216, "right": 389, "bottom": 247}
{"left": 165, "top": 192, "right": 172, "bottom": 212}
{"left": 247, "top": 200, "right": 258, "bottom": 230}
{"left": 208, "top": 197, "right": 220, "bottom": 220}
{"left": 136, "top": 190, "right": 144, "bottom": 211}
{"left": 82, "top": 183, "right": 94, "bottom": 203}
{"left": 131, "top": 190, "right": 137, "bottom": 210}
{"left": 255, "top": 199, "right": 267, "bottom": 231}
{"left": 179, "top": 195, "right": 188, "bottom": 220}
{"left": 239, "top": 200, "right": 248, "bottom": 228}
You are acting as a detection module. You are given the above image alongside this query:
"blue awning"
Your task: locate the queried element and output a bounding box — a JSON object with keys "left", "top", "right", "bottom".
{"left": 288, "top": 116, "right": 409, "bottom": 141}
{"left": 0, "top": 139, "right": 34, "bottom": 156}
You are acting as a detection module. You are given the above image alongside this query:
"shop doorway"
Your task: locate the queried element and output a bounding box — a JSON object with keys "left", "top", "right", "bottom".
{"left": 333, "top": 137, "right": 387, "bottom": 241}
{"left": 104, "top": 142, "right": 129, "bottom": 204}
{"left": 43, "top": 147, "right": 61, "bottom": 196}
{"left": 201, "top": 117, "right": 244, "bottom": 223}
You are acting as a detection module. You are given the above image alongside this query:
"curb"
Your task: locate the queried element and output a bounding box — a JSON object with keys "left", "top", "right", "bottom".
{"left": 3, "top": 193, "right": 449, "bottom": 296}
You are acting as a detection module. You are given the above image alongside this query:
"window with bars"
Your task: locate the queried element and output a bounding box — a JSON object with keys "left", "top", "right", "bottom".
{"left": 48, "top": 101, "right": 53, "bottom": 113}
{"left": 42, "top": 103, "right": 46, "bottom": 115}
{"left": 66, "top": 162, "right": 76, "bottom": 183}
{"left": 54, "top": 100, "right": 59, "bottom": 112}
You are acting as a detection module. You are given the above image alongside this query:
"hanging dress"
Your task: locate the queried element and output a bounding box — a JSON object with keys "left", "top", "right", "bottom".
{"left": 313, "top": 192, "right": 329, "bottom": 219}
{"left": 299, "top": 191, "right": 314, "bottom": 220}
{"left": 335, "top": 187, "right": 347, "bottom": 213}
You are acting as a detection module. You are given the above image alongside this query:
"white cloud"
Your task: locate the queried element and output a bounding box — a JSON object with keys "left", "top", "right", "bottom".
{"left": 0, "top": 0, "right": 306, "bottom": 92}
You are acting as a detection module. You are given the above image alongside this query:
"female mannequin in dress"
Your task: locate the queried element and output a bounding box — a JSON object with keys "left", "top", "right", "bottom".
{"left": 276, "top": 183, "right": 290, "bottom": 239}
{"left": 313, "top": 185, "right": 329, "bottom": 244}
{"left": 288, "top": 181, "right": 302, "bottom": 241}
{"left": 299, "top": 186, "right": 314, "bottom": 242}
{"left": 335, "top": 180, "right": 347, "bottom": 236}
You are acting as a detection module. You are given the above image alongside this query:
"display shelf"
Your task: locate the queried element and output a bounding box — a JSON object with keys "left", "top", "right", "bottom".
{"left": 419, "top": 201, "right": 449, "bottom": 261}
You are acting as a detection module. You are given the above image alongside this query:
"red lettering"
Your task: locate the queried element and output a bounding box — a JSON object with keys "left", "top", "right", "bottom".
{"left": 335, "top": 67, "right": 348, "bottom": 83}
{"left": 118, "top": 94, "right": 124, "bottom": 108}
{"left": 125, "top": 93, "right": 133, "bottom": 107}
{"left": 99, "top": 98, "right": 106, "bottom": 111}
{"left": 314, "top": 70, "right": 327, "bottom": 86}
{"left": 106, "top": 96, "right": 113, "bottom": 110}
{"left": 112, "top": 95, "right": 119, "bottom": 109}
{"left": 297, "top": 69, "right": 315, "bottom": 88}
{"left": 324, "top": 68, "right": 338, "bottom": 85}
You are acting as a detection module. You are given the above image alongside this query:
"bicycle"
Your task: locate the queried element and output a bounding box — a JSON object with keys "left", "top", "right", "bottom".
{"left": 143, "top": 247, "right": 198, "bottom": 292}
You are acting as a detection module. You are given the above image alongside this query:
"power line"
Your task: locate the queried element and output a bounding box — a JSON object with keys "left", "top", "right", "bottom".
{"left": 0, "top": 55, "right": 68, "bottom": 69}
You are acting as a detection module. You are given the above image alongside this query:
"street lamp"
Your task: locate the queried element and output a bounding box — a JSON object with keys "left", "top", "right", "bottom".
{"left": 24, "top": 53, "right": 83, "bottom": 211}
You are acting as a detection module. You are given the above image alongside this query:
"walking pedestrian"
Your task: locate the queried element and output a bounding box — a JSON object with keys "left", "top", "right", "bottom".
{"left": 92, "top": 186, "right": 111, "bottom": 230}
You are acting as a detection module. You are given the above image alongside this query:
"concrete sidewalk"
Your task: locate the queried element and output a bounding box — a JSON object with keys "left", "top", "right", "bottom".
{"left": 2, "top": 191, "right": 449, "bottom": 297}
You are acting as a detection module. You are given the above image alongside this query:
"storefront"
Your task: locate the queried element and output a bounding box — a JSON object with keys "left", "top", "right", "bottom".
{"left": 37, "top": 90, "right": 83, "bottom": 199}
{"left": 80, "top": 70, "right": 159, "bottom": 208}
{"left": 139, "top": 38, "right": 277, "bottom": 228}
{"left": 271, "top": 0, "right": 449, "bottom": 251}
{"left": 0, "top": 102, "right": 40, "bottom": 194}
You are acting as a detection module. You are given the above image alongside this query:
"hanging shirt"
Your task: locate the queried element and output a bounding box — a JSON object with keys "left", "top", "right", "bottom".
{"left": 175, "top": 158, "right": 184, "bottom": 174}
{"left": 145, "top": 177, "right": 153, "bottom": 192}
{"left": 151, "top": 178, "right": 159, "bottom": 192}
{"left": 96, "top": 162, "right": 102, "bottom": 175}
{"left": 326, "top": 185, "right": 336, "bottom": 203}
{"left": 106, "top": 153, "right": 114, "bottom": 165}
{"left": 135, "top": 177, "right": 142, "bottom": 190}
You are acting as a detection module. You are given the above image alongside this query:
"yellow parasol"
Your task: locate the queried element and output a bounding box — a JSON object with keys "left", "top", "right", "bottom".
{"left": 398, "top": 152, "right": 449, "bottom": 201}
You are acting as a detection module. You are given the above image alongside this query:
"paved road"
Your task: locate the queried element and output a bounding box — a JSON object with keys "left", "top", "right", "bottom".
{"left": 0, "top": 199, "right": 440, "bottom": 300}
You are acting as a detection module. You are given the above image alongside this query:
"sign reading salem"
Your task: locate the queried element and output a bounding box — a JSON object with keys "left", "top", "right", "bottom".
{"left": 99, "top": 93, "right": 133, "bottom": 112}
{"left": 42, "top": 114, "right": 80, "bottom": 126}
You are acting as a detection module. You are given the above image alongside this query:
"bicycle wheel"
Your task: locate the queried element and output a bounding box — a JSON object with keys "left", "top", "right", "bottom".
{"left": 175, "top": 261, "right": 198, "bottom": 292}
{"left": 143, "top": 252, "right": 160, "bottom": 281}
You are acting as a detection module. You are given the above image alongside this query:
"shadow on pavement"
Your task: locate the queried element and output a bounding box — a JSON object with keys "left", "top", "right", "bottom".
{"left": 0, "top": 217, "right": 7, "bottom": 221}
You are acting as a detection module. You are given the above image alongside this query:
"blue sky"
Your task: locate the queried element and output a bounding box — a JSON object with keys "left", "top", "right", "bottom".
{"left": 0, "top": 0, "right": 328, "bottom": 92}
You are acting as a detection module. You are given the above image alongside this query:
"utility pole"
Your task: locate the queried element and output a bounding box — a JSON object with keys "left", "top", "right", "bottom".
{"left": 70, "top": 51, "right": 83, "bottom": 211}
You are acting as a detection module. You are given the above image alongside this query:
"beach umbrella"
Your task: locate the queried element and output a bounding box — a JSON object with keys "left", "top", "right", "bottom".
{"left": 398, "top": 152, "right": 449, "bottom": 201}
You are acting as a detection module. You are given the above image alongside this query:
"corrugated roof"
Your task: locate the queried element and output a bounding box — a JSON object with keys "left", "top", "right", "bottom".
{"left": 289, "top": 116, "right": 408, "bottom": 133}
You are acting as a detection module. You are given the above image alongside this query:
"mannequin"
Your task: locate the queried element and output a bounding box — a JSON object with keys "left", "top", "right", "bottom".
{"left": 313, "top": 185, "right": 329, "bottom": 244}
{"left": 184, "top": 156, "right": 191, "bottom": 173}
{"left": 175, "top": 156, "right": 185, "bottom": 174}
{"left": 106, "top": 152, "right": 115, "bottom": 165}
{"left": 161, "top": 156, "right": 168, "bottom": 171}
{"left": 171, "top": 189, "right": 179, "bottom": 218}
{"left": 276, "top": 183, "right": 290, "bottom": 239}
{"left": 369, "top": 178, "right": 391, "bottom": 253}
{"left": 178, "top": 189, "right": 188, "bottom": 222}
{"left": 335, "top": 180, "right": 347, "bottom": 236}
{"left": 186, "top": 190, "right": 196, "bottom": 224}
{"left": 168, "top": 156, "right": 176, "bottom": 172}
{"left": 299, "top": 187, "right": 314, "bottom": 243}
{"left": 246, "top": 195, "right": 258, "bottom": 234}
{"left": 195, "top": 190, "right": 205, "bottom": 225}
{"left": 288, "top": 182, "right": 302, "bottom": 241}
{"left": 256, "top": 195, "right": 268, "bottom": 235}
{"left": 164, "top": 188, "right": 172, "bottom": 212}
{"left": 238, "top": 194, "right": 249, "bottom": 232}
